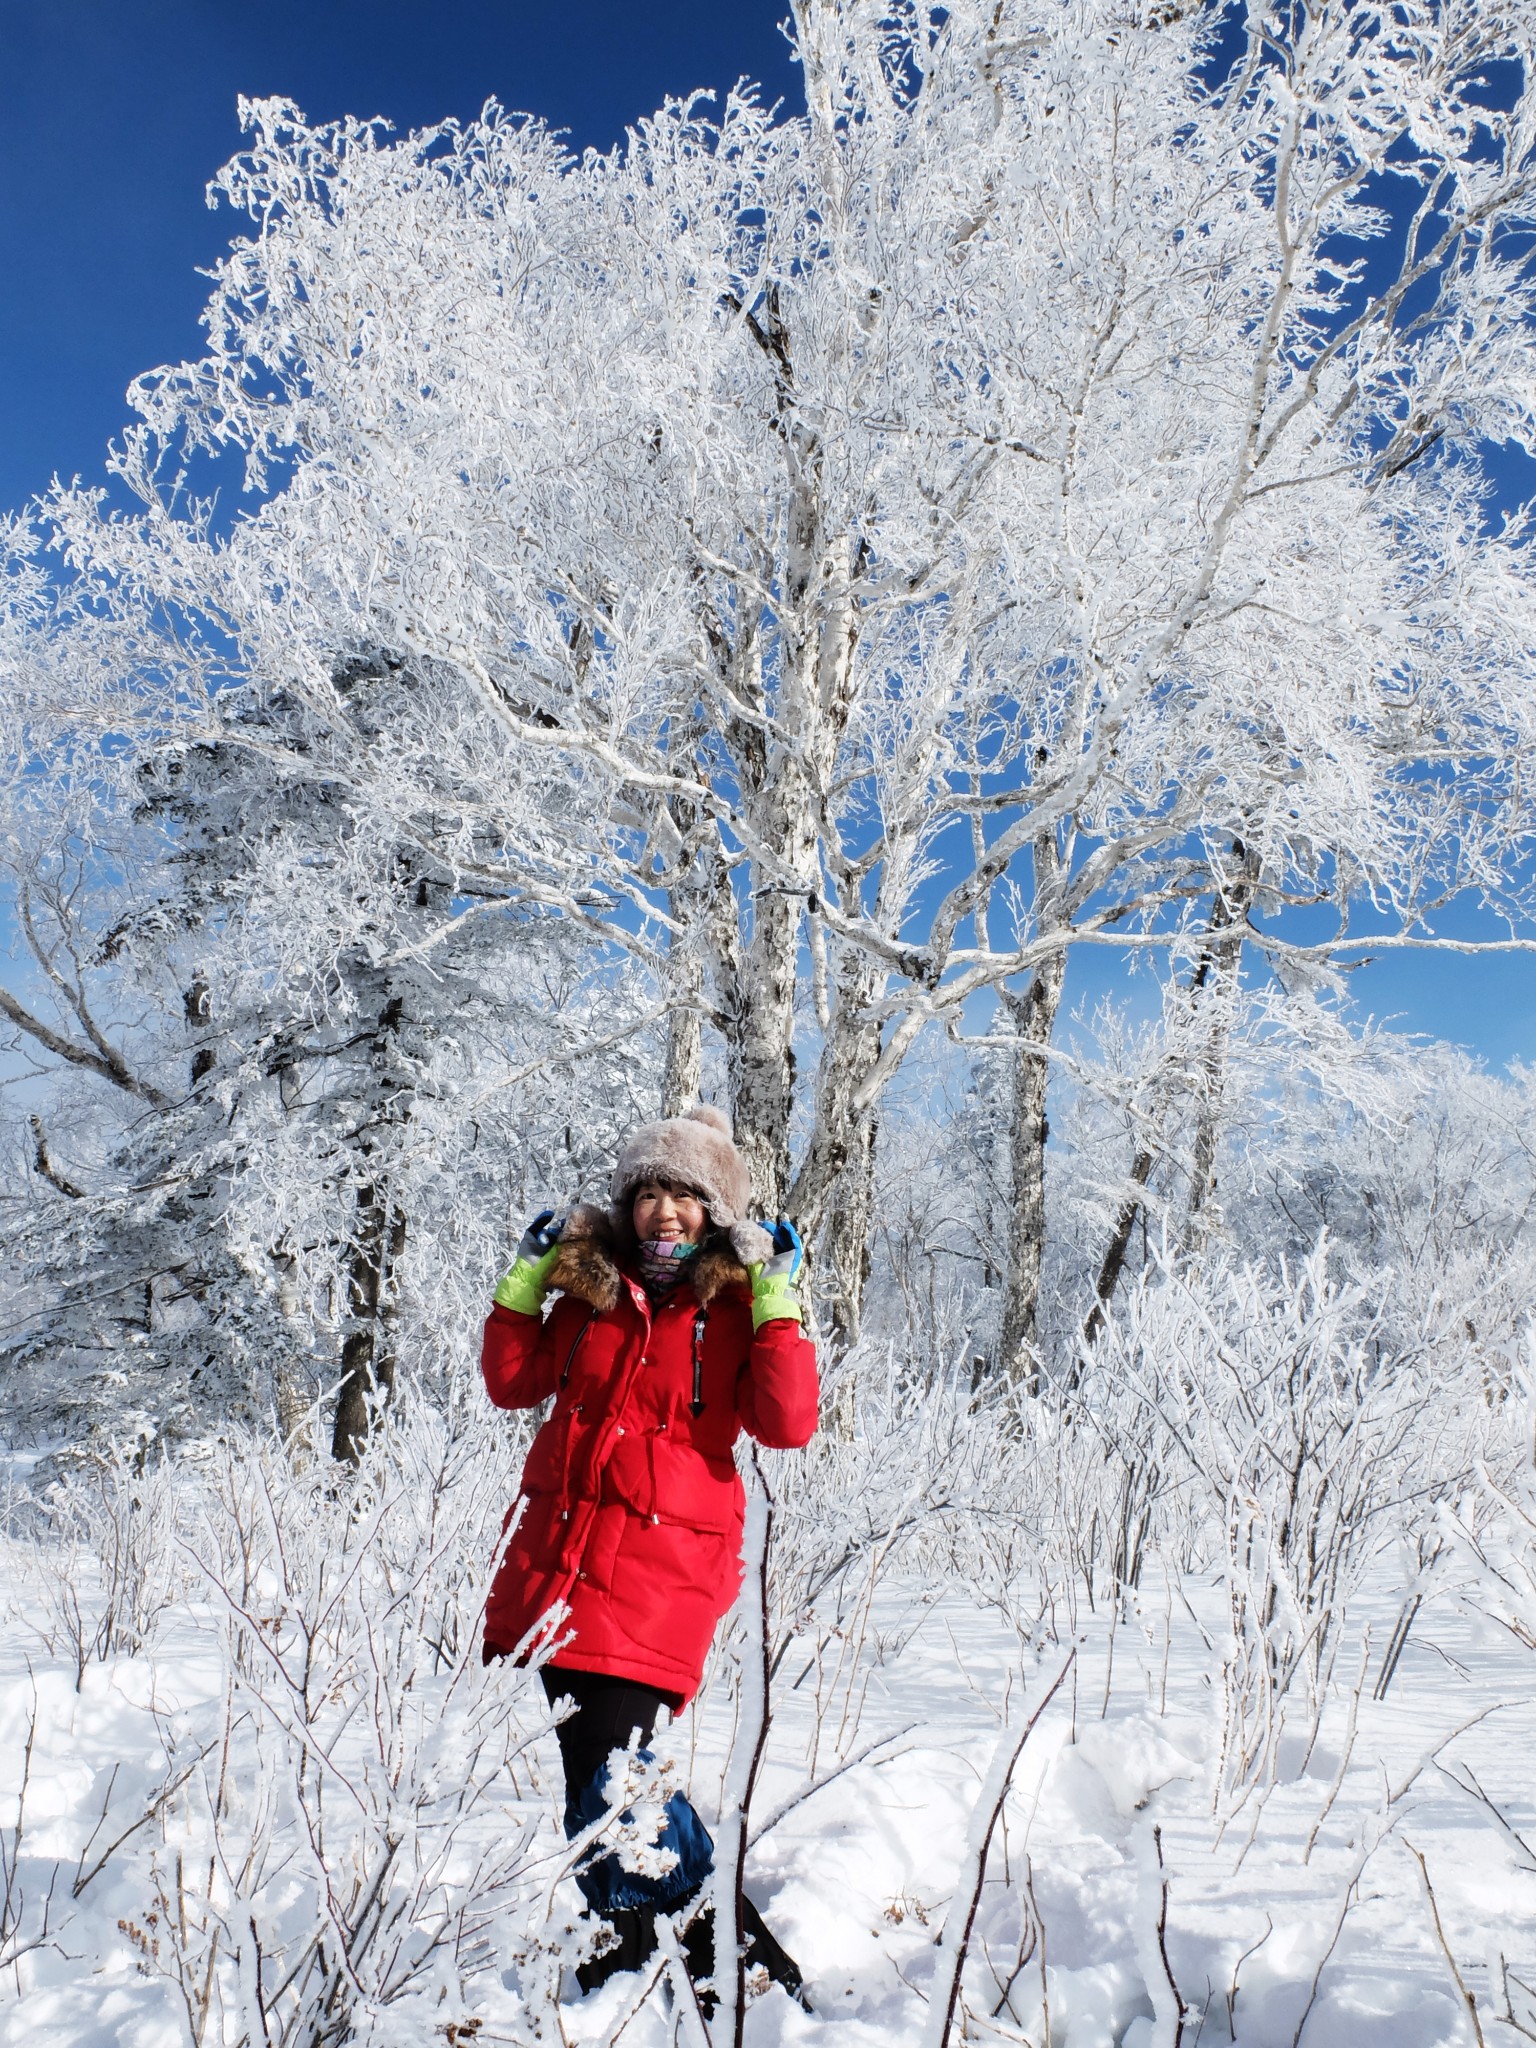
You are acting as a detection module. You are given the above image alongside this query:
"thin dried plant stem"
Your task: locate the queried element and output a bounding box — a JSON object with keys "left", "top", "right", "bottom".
{"left": 1152, "top": 1823, "right": 1189, "bottom": 2048}
{"left": 922, "top": 1651, "right": 1075, "bottom": 2048}
{"left": 1405, "top": 1842, "right": 1486, "bottom": 2048}
{"left": 1303, "top": 1634, "right": 1369, "bottom": 1865}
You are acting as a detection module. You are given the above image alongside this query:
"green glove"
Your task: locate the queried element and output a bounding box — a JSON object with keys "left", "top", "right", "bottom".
{"left": 748, "top": 1218, "right": 804, "bottom": 1332}
{"left": 493, "top": 1210, "right": 563, "bottom": 1315}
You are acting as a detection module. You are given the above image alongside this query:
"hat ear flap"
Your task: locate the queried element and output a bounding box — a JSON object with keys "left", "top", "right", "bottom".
{"left": 607, "top": 1201, "right": 639, "bottom": 1253}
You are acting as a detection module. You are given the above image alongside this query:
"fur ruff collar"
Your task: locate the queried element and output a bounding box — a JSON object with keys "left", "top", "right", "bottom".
{"left": 550, "top": 1202, "right": 768, "bottom": 1313}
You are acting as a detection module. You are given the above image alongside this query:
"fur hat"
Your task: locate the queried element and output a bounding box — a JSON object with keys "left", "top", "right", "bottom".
{"left": 607, "top": 1103, "right": 772, "bottom": 1267}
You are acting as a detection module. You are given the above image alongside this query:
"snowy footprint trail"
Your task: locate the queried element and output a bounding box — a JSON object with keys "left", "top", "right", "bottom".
{"left": 7, "top": 1551, "right": 1533, "bottom": 2048}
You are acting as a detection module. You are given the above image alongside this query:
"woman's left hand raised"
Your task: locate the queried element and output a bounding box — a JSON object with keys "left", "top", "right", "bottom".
{"left": 748, "top": 1217, "right": 805, "bottom": 1328}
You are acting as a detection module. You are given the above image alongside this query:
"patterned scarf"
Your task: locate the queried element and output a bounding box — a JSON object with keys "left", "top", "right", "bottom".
{"left": 636, "top": 1236, "right": 698, "bottom": 1296}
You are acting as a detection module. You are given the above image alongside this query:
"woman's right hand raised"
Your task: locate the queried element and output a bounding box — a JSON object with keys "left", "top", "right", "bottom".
{"left": 493, "top": 1210, "right": 566, "bottom": 1316}
{"left": 517, "top": 1209, "right": 565, "bottom": 1262}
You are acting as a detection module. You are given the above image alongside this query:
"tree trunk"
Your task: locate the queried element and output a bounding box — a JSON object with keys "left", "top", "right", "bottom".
{"left": 1080, "top": 837, "right": 1260, "bottom": 1346}
{"left": 698, "top": 600, "right": 802, "bottom": 1215}
{"left": 996, "top": 951, "right": 1068, "bottom": 1389}
{"left": 1184, "top": 975, "right": 1239, "bottom": 1252}
{"left": 1182, "top": 837, "right": 1259, "bottom": 1252}
{"left": 275, "top": 1368, "right": 312, "bottom": 1458}
{"left": 659, "top": 744, "right": 713, "bottom": 1120}
{"left": 662, "top": 942, "right": 703, "bottom": 1117}
{"left": 714, "top": 299, "right": 864, "bottom": 1223}
{"left": 786, "top": 944, "right": 884, "bottom": 1347}
{"left": 330, "top": 1176, "right": 407, "bottom": 1465}
{"left": 727, "top": 885, "right": 801, "bottom": 1215}
{"left": 1081, "top": 1145, "right": 1157, "bottom": 1352}
{"left": 184, "top": 972, "right": 215, "bottom": 1084}
{"left": 819, "top": 1111, "right": 877, "bottom": 1352}
{"left": 330, "top": 989, "right": 410, "bottom": 1466}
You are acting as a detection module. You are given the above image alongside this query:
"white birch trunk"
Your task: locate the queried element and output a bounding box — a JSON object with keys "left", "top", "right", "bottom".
{"left": 788, "top": 945, "right": 886, "bottom": 1345}
{"left": 723, "top": 442, "right": 864, "bottom": 1218}
{"left": 990, "top": 822, "right": 1069, "bottom": 1385}
{"left": 662, "top": 979, "right": 703, "bottom": 1121}
{"left": 727, "top": 873, "right": 802, "bottom": 1216}
{"left": 1184, "top": 841, "right": 1260, "bottom": 1254}
{"left": 996, "top": 954, "right": 1067, "bottom": 1390}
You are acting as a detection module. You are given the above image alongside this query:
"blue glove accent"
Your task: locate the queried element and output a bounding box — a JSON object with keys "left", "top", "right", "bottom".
{"left": 769, "top": 1216, "right": 804, "bottom": 1281}
{"left": 748, "top": 1217, "right": 806, "bottom": 1329}
{"left": 565, "top": 1752, "right": 715, "bottom": 1912}
{"left": 517, "top": 1209, "right": 565, "bottom": 1262}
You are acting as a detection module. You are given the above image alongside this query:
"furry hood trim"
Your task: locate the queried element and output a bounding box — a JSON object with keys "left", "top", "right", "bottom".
{"left": 549, "top": 1202, "right": 772, "bottom": 1313}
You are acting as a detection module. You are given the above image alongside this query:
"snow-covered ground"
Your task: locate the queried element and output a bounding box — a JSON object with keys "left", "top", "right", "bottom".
{"left": 3, "top": 1510, "right": 1533, "bottom": 2048}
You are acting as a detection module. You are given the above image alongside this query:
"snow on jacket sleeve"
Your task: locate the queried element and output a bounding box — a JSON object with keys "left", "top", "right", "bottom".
{"left": 480, "top": 1298, "right": 567, "bottom": 1410}
{"left": 736, "top": 1314, "right": 819, "bottom": 1449}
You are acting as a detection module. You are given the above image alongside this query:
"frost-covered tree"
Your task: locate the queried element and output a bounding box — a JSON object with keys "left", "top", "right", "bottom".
{"left": 17, "top": 0, "right": 1536, "bottom": 1387}
{"left": 0, "top": 584, "right": 660, "bottom": 1451}
{"left": 0, "top": 556, "right": 213, "bottom": 1438}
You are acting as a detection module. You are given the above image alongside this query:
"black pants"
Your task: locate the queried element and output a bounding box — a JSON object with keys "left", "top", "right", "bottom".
{"left": 540, "top": 1666, "right": 685, "bottom": 1985}
{"left": 540, "top": 1664, "right": 674, "bottom": 1802}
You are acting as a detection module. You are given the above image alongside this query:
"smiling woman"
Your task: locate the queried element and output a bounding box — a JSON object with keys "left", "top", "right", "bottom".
{"left": 0, "top": 0, "right": 801, "bottom": 513}
{"left": 481, "top": 1101, "right": 817, "bottom": 2004}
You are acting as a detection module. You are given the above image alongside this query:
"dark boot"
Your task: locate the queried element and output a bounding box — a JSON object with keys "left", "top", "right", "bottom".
{"left": 680, "top": 1904, "right": 717, "bottom": 2019}
{"left": 743, "top": 1894, "right": 811, "bottom": 2011}
{"left": 680, "top": 1896, "right": 810, "bottom": 2014}
{"left": 576, "top": 1906, "right": 656, "bottom": 1995}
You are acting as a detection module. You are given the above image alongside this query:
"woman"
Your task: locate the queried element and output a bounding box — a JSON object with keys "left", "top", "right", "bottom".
{"left": 481, "top": 1103, "right": 818, "bottom": 2002}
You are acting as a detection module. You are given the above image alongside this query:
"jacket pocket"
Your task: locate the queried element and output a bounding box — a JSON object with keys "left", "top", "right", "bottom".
{"left": 520, "top": 1407, "right": 573, "bottom": 1496}
{"left": 601, "top": 1428, "right": 742, "bottom": 1535}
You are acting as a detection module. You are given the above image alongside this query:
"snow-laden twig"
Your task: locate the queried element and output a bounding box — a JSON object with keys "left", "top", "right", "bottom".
{"left": 706, "top": 1453, "right": 774, "bottom": 2048}
{"left": 1405, "top": 1842, "right": 1487, "bottom": 2048}
{"left": 1144, "top": 1823, "right": 1190, "bottom": 2048}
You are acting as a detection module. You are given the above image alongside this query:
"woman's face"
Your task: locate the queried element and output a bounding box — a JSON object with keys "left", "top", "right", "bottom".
{"left": 632, "top": 1180, "right": 707, "bottom": 1244}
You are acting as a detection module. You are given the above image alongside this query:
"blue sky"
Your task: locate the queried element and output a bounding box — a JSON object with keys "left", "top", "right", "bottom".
{"left": 3, "top": 1, "right": 1534, "bottom": 1073}
{"left": 0, "top": 1, "right": 800, "bottom": 509}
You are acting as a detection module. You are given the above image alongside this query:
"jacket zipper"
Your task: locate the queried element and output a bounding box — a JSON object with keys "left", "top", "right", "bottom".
{"left": 559, "top": 1310, "right": 595, "bottom": 1388}
{"left": 690, "top": 1308, "right": 708, "bottom": 1416}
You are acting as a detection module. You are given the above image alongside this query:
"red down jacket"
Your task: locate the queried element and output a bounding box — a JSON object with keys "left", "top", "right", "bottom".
{"left": 481, "top": 1227, "right": 818, "bottom": 1705}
